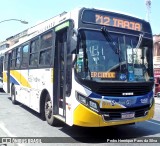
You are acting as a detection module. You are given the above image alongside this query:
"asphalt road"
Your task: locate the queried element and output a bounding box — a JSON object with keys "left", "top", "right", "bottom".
{"left": 0, "top": 92, "right": 160, "bottom": 146}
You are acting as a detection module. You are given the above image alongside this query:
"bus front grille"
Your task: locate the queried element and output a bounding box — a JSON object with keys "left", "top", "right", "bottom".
{"left": 101, "top": 105, "right": 150, "bottom": 121}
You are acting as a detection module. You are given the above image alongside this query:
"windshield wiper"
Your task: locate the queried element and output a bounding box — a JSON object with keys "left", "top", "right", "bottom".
{"left": 101, "top": 26, "right": 119, "bottom": 54}
{"left": 136, "top": 33, "right": 144, "bottom": 48}
{"left": 101, "top": 26, "right": 122, "bottom": 71}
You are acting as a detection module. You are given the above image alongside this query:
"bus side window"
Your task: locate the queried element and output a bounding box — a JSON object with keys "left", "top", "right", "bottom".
{"left": 21, "top": 45, "right": 29, "bottom": 68}
{"left": 10, "top": 49, "right": 16, "bottom": 69}
{"left": 39, "top": 51, "right": 45, "bottom": 65}
{"left": 39, "top": 31, "right": 53, "bottom": 66}
{"left": 29, "top": 38, "right": 39, "bottom": 67}
{"left": 4, "top": 53, "right": 8, "bottom": 71}
{"left": 45, "top": 49, "right": 52, "bottom": 65}
{"left": 15, "top": 47, "right": 21, "bottom": 68}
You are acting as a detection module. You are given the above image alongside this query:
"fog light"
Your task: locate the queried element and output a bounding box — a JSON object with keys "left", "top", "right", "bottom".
{"left": 150, "top": 97, "right": 153, "bottom": 104}
{"left": 149, "top": 96, "right": 154, "bottom": 108}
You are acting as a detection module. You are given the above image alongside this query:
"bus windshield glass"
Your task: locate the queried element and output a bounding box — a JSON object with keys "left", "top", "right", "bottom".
{"left": 76, "top": 29, "right": 153, "bottom": 82}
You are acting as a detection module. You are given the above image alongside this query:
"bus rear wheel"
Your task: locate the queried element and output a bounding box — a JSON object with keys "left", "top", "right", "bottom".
{"left": 11, "top": 85, "right": 17, "bottom": 104}
{"left": 44, "top": 94, "right": 58, "bottom": 126}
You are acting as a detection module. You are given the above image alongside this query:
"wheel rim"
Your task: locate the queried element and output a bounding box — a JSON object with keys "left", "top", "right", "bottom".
{"left": 45, "top": 100, "right": 52, "bottom": 120}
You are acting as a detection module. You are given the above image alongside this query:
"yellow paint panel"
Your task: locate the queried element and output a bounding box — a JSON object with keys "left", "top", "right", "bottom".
{"left": 10, "top": 70, "right": 31, "bottom": 88}
{"left": 51, "top": 68, "right": 54, "bottom": 83}
{"left": 73, "top": 104, "right": 100, "bottom": 127}
{"left": 73, "top": 102, "right": 155, "bottom": 127}
{"left": 3, "top": 72, "right": 7, "bottom": 82}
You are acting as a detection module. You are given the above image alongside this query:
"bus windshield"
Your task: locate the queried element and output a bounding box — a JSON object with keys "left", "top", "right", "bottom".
{"left": 76, "top": 29, "right": 153, "bottom": 82}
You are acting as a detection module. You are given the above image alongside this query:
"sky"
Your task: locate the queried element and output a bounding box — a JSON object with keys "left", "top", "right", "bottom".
{"left": 0, "top": 0, "right": 159, "bottom": 42}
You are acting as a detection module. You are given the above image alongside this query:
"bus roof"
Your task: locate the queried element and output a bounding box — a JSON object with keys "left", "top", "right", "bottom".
{"left": 1, "top": 7, "right": 150, "bottom": 53}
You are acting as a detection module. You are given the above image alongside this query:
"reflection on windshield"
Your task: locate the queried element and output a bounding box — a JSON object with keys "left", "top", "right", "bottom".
{"left": 76, "top": 29, "right": 153, "bottom": 82}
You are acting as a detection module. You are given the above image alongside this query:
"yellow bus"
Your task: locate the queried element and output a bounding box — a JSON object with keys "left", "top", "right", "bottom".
{"left": 3, "top": 7, "right": 154, "bottom": 127}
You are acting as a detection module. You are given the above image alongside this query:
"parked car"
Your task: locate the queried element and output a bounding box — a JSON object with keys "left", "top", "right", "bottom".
{"left": 0, "top": 77, "right": 3, "bottom": 89}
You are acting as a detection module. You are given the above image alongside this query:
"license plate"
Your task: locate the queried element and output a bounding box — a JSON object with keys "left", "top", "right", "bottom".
{"left": 121, "top": 112, "right": 135, "bottom": 119}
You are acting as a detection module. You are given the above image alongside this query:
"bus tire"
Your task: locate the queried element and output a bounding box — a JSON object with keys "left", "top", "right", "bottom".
{"left": 11, "top": 85, "right": 17, "bottom": 104}
{"left": 44, "top": 93, "right": 58, "bottom": 126}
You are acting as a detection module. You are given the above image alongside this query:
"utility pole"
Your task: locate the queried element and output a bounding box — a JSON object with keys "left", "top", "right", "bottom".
{"left": 145, "top": 0, "right": 152, "bottom": 22}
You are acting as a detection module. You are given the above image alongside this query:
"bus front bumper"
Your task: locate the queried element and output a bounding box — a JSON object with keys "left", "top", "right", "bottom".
{"left": 73, "top": 102, "right": 155, "bottom": 127}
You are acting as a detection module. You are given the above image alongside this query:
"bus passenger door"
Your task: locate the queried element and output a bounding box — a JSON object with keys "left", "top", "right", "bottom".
{"left": 7, "top": 52, "right": 11, "bottom": 93}
{"left": 53, "top": 21, "right": 73, "bottom": 119}
{"left": 54, "top": 29, "right": 67, "bottom": 117}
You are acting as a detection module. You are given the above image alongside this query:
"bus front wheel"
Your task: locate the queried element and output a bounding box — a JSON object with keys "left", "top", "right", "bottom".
{"left": 44, "top": 94, "right": 58, "bottom": 126}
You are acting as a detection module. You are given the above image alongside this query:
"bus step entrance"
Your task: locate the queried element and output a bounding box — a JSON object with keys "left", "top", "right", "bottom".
{"left": 54, "top": 115, "right": 65, "bottom": 123}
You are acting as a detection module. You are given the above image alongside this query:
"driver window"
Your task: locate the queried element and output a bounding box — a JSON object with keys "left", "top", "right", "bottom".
{"left": 102, "top": 42, "right": 118, "bottom": 70}
{"left": 90, "top": 45, "right": 99, "bottom": 64}
{"left": 86, "top": 41, "right": 106, "bottom": 71}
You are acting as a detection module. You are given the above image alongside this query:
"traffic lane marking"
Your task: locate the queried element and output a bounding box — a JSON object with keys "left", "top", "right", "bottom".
{"left": 0, "top": 121, "right": 25, "bottom": 146}
{"left": 0, "top": 121, "right": 15, "bottom": 137}
{"left": 147, "top": 120, "right": 160, "bottom": 126}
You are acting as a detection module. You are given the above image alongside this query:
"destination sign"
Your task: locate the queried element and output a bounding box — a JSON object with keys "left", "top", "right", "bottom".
{"left": 95, "top": 14, "right": 142, "bottom": 31}
{"left": 91, "top": 72, "right": 116, "bottom": 78}
{"left": 82, "top": 10, "right": 142, "bottom": 31}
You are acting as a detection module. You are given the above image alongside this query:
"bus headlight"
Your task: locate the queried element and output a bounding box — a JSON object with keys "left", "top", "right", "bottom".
{"left": 149, "top": 96, "right": 154, "bottom": 108}
{"left": 77, "top": 93, "right": 87, "bottom": 104}
{"left": 150, "top": 97, "right": 153, "bottom": 105}
{"left": 76, "top": 92, "right": 99, "bottom": 112}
